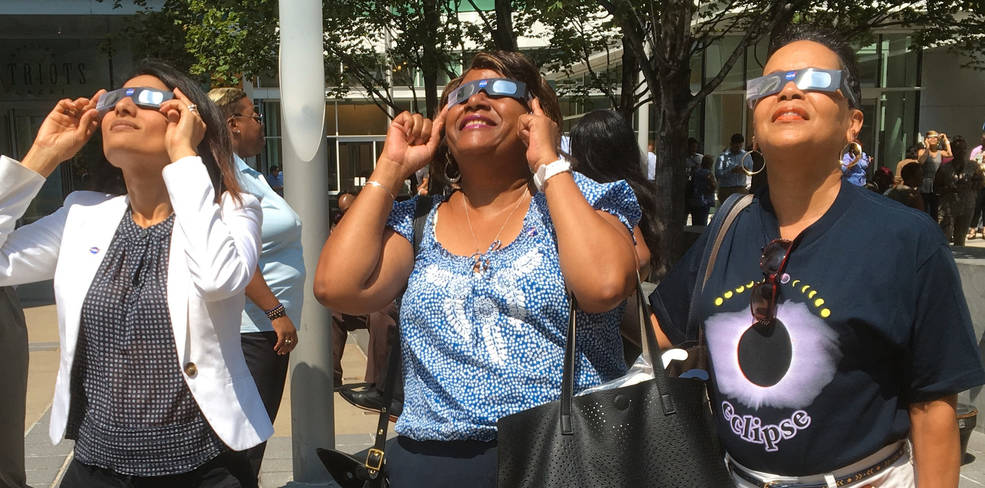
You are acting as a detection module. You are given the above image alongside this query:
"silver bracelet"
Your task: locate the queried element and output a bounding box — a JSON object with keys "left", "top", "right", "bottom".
{"left": 365, "top": 180, "right": 396, "bottom": 201}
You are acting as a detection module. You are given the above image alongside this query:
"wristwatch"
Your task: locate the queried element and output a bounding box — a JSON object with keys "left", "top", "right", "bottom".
{"left": 533, "top": 158, "right": 572, "bottom": 191}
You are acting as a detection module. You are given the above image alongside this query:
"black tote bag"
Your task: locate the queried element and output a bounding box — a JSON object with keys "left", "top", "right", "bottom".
{"left": 496, "top": 284, "right": 733, "bottom": 487}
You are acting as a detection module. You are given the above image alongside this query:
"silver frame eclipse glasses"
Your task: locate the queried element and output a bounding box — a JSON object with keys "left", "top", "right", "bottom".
{"left": 446, "top": 78, "right": 530, "bottom": 109}
{"left": 96, "top": 87, "right": 175, "bottom": 113}
{"left": 745, "top": 68, "right": 858, "bottom": 109}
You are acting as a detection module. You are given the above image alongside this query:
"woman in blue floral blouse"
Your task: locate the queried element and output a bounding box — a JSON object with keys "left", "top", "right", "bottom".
{"left": 315, "top": 51, "right": 641, "bottom": 487}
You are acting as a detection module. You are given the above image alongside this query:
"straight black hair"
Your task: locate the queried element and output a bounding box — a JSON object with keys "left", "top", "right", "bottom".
{"left": 132, "top": 59, "right": 242, "bottom": 202}
{"left": 569, "top": 110, "right": 660, "bottom": 270}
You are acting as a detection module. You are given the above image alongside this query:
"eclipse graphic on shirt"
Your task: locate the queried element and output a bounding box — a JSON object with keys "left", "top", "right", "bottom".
{"left": 737, "top": 319, "right": 792, "bottom": 387}
{"left": 705, "top": 300, "right": 841, "bottom": 410}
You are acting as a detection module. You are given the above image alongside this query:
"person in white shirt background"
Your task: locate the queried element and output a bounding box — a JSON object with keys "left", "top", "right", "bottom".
{"left": 646, "top": 141, "right": 657, "bottom": 181}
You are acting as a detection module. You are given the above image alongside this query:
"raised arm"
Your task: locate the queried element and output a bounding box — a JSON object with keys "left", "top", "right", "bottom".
{"left": 159, "top": 90, "right": 262, "bottom": 301}
{"left": 519, "top": 99, "right": 637, "bottom": 313}
{"left": 941, "top": 134, "right": 953, "bottom": 159}
{"left": 0, "top": 92, "right": 104, "bottom": 286}
{"left": 314, "top": 110, "right": 445, "bottom": 314}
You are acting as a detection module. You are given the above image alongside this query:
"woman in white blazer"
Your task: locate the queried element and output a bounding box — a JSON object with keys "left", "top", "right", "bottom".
{"left": 0, "top": 61, "right": 272, "bottom": 487}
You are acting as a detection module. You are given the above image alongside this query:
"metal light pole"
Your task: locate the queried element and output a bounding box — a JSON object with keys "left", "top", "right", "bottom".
{"left": 279, "top": 1, "right": 334, "bottom": 485}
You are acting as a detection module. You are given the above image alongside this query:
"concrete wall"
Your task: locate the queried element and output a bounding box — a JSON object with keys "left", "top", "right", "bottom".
{"left": 920, "top": 47, "right": 985, "bottom": 140}
{"left": 956, "top": 250, "right": 985, "bottom": 431}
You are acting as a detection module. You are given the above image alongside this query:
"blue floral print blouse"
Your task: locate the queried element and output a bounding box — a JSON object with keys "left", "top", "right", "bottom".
{"left": 385, "top": 172, "right": 641, "bottom": 441}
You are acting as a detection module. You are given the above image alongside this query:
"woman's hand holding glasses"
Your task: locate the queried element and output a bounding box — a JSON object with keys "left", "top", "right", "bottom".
{"left": 22, "top": 90, "right": 106, "bottom": 177}
{"left": 517, "top": 98, "right": 560, "bottom": 172}
{"left": 159, "top": 87, "right": 207, "bottom": 163}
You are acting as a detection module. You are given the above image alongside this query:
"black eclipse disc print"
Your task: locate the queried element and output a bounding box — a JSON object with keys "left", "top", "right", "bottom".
{"left": 736, "top": 319, "right": 792, "bottom": 387}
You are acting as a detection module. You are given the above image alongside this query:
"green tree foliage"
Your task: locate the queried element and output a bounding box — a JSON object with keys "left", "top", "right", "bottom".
{"left": 101, "top": 0, "right": 278, "bottom": 85}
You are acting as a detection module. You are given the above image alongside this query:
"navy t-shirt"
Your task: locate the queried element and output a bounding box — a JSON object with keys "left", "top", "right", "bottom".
{"left": 650, "top": 180, "right": 985, "bottom": 475}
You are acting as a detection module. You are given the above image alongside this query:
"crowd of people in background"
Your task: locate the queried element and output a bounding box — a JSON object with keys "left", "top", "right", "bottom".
{"left": 677, "top": 125, "right": 985, "bottom": 247}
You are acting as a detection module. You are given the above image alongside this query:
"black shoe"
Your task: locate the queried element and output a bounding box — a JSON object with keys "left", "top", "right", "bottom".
{"left": 338, "top": 384, "right": 403, "bottom": 420}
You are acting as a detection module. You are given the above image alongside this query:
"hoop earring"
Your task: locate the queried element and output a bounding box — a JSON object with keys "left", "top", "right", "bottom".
{"left": 841, "top": 142, "right": 862, "bottom": 169}
{"left": 740, "top": 150, "right": 766, "bottom": 176}
{"left": 444, "top": 153, "right": 461, "bottom": 184}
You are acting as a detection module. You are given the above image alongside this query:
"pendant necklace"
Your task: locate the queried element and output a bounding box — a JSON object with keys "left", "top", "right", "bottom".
{"left": 462, "top": 187, "right": 528, "bottom": 274}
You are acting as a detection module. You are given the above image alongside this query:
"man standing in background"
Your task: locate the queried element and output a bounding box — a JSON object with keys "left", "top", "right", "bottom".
{"left": 0, "top": 286, "right": 28, "bottom": 488}
{"left": 715, "top": 133, "right": 750, "bottom": 204}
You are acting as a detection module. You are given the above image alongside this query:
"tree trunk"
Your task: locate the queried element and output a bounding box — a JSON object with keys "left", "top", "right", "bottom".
{"left": 617, "top": 35, "right": 638, "bottom": 121}
{"left": 494, "top": 0, "right": 517, "bottom": 51}
{"left": 422, "top": 0, "right": 441, "bottom": 117}
{"left": 650, "top": 67, "right": 697, "bottom": 279}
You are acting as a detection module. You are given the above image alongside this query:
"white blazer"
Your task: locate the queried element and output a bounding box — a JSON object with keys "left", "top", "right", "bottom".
{"left": 0, "top": 155, "right": 274, "bottom": 451}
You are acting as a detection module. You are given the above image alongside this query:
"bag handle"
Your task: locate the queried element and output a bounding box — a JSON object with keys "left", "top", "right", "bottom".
{"left": 560, "top": 282, "right": 667, "bottom": 434}
{"left": 363, "top": 195, "right": 433, "bottom": 482}
{"left": 686, "top": 193, "right": 753, "bottom": 346}
{"left": 560, "top": 194, "right": 753, "bottom": 434}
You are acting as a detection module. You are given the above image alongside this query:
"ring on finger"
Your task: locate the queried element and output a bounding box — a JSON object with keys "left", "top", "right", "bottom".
{"left": 187, "top": 104, "right": 198, "bottom": 112}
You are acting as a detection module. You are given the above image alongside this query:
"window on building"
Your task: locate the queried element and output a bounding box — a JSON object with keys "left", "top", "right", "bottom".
{"left": 337, "top": 102, "right": 388, "bottom": 135}
{"left": 704, "top": 35, "right": 745, "bottom": 91}
{"left": 883, "top": 34, "right": 920, "bottom": 88}
{"left": 705, "top": 94, "right": 745, "bottom": 155}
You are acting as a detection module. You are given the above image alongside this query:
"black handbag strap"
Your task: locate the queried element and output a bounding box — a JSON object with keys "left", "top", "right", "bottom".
{"left": 364, "top": 195, "right": 432, "bottom": 480}
{"left": 560, "top": 194, "right": 753, "bottom": 435}
{"left": 560, "top": 282, "right": 667, "bottom": 434}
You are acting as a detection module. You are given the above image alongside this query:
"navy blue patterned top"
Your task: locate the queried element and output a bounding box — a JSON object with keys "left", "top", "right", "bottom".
{"left": 66, "top": 211, "right": 225, "bottom": 476}
{"left": 386, "top": 172, "right": 641, "bottom": 441}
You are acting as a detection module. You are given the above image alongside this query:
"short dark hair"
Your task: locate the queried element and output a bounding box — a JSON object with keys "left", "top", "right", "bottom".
{"left": 769, "top": 24, "right": 862, "bottom": 110}
{"left": 900, "top": 161, "right": 922, "bottom": 185}
{"left": 207, "top": 87, "right": 249, "bottom": 119}
{"left": 436, "top": 51, "right": 561, "bottom": 186}
{"left": 730, "top": 133, "right": 745, "bottom": 145}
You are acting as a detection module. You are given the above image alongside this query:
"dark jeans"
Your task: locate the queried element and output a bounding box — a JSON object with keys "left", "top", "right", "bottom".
{"left": 922, "top": 192, "right": 939, "bottom": 222}
{"left": 60, "top": 451, "right": 256, "bottom": 488}
{"left": 972, "top": 188, "right": 985, "bottom": 231}
{"left": 385, "top": 437, "right": 497, "bottom": 488}
{"left": 688, "top": 206, "right": 711, "bottom": 226}
{"left": 332, "top": 303, "right": 399, "bottom": 386}
{"left": 943, "top": 212, "right": 973, "bottom": 246}
{"left": 0, "top": 287, "right": 28, "bottom": 488}
{"left": 240, "top": 331, "right": 289, "bottom": 480}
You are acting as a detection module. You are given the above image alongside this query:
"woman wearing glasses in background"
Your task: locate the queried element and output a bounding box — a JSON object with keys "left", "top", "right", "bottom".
{"left": 649, "top": 25, "right": 984, "bottom": 487}
{"left": 0, "top": 61, "right": 270, "bottom": 487}
{"left": 315, "top": 51, "right": 639, "bottom": 487}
